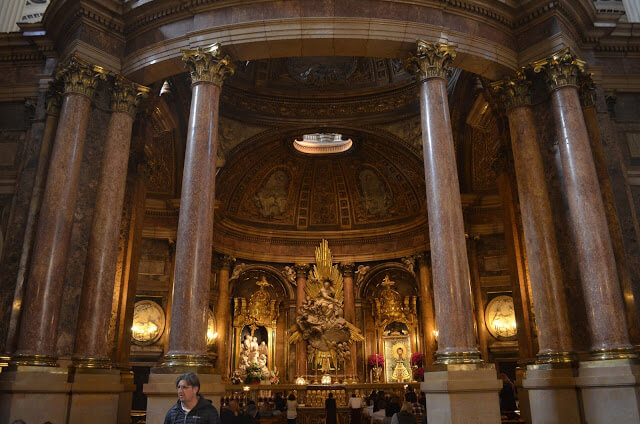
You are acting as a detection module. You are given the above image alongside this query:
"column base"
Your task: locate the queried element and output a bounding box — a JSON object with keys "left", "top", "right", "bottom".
{"left": 162, "top": 353, "right": 215, "bottom": 368}
{"left": 421, "top": 363, "right": 502, "bottom": 424}
{"left": 118, "top": 370, "right": 137, "bottom": 424}
{"left": 576, "top": 359, "right": 640, "bottom": 424}
{"left": 0, "top": 365, "right": 71, "bottom": 423}
{"left": 69, "top": 368, "right": 123, "bottom": 424}
{"left": 72, "top": 356, "right": 113, "bottom": 369}
{"left": 144, "top": 371, "right": 225, "bottom": 423}
{"left": 10, "top": 353, "right": 58, "bottom": 367}
{"left": 522, "top": 364, "right": 581, "bottom": 424}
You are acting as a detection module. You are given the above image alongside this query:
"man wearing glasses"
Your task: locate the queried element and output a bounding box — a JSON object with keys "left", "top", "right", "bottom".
{"left": 164, "top": 373, "right": 220, "bottom": 424}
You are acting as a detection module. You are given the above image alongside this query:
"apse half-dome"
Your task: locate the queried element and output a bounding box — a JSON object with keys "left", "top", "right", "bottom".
{"left": 213, "top": 131, "right": 428, "bottom": 262}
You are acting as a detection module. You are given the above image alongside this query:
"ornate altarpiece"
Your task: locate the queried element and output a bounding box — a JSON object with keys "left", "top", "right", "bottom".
{"left": 232, "top": 276, "right": 280, "bottom": 371}
{"left": 371, "top": 276, "right": 418, "bottom": 382}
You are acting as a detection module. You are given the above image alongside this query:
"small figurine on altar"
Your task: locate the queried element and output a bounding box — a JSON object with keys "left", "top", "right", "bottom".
{"left": 391, "top": 345, "right": 411, "bottom": 382}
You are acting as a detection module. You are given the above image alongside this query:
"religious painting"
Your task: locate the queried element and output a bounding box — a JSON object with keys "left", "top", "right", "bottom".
{"left": 484, "top": 295, "right": 517, "bottom": 340}
{"left": 253, "top": 168, "right": 290, "bottom": 218}
{"left": 383, "top": 336, "right": 412, "bottom": 383}
{"left": 358, "top": 168, "right": 392, "bottom": 216}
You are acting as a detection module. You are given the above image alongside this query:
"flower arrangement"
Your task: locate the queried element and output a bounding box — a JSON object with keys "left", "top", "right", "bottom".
{"left": 410, "top": 352, "right": 424, "bottom": 366}
{"left": 413, "top": 366, "right": 425, "bottom": 382}
{"left": 244, "top": 364, "right": 264, "bottom": 384}
{"left": 368, "top": 353, "right": 385, "bottom": 366}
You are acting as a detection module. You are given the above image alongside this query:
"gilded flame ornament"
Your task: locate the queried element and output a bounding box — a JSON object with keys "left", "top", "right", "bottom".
{"left": 289, "top": 240, "right": 364, "bottom": 372}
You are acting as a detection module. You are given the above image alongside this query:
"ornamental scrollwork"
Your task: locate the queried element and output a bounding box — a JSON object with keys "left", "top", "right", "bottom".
{"left": 405, "top": 40, "right": 457, "bottom": 81}
{"left": 532, "top": 47, "right": 587, "bottom": 91}
{"left": 182, "top": 43, "right": 235, "bottom": 86}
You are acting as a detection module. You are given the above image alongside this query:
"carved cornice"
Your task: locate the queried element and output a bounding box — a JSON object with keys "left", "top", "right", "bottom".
{"left": 182, "top": 43, "right": 235, "bottom": 86}
{"left": 405, "top": 40, "right": 457, "bottom": 82}
{"left": 532, "top": 47, "right": 587, "bottom": 91}
{"left": 55, "top": 55, "right": 108, "bottom": 98}
{"left": 490, "top": 70, "right": 532, "bottom": 112}
{"left": 111, "top": 77, "right": 150, "bottom": 117}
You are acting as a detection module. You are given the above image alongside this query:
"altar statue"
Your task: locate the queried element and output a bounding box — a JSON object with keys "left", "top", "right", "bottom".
{"left": 391, "top": 345, "right": 411, "bottom": 382}
{"left": 318, "top": 278, "right": 342, "bottom": 318}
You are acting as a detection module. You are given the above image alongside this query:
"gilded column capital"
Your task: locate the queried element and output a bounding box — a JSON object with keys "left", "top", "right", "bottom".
{"left": 340, "top": 263, "right": 355, "bottom": 278}
{"left": 532, "top": 48, "right": 587, "bottom": 91}
{"left": 212, "top": 254, "right": 235, "bottom": 271}
{"left": 405, "top": 40, "right": 457, "bottom": 81}
{"left": 578, "top": 73, "right": 596, "bottom": 108}
{"left": 182, "top": 43, "right": 235, "bottom": 86}
{"left": 416, "top": 251, "right": 431, "bottom": 268}
{"left": 55, "top": 55, "right": 108, "bottom": 98}
{"left": 294, "top": 263, "right": 310, "bottom": 279}
{"left": 46, "top": 80, "right": 64, "bottom": 116}
{"left": 111, "top": 77, "right": 150, "bottom": 118}
{"left": 490, "top": 70, "right": 532, "bottom": 112}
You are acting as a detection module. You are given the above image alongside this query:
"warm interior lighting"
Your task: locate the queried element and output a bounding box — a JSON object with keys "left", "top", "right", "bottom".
{"left": 432, "top": 329, "right": 439, "bottom": 341}
{"left": 321, "top": 374, "right": 332, "bottom": 385}
{"left": 295, "top": 377, "right": 307, "bottom": 385}
{"left": 131, "top": 322, "right": 158, "bottom": 339}
{"left": 243, "top": 385, "right": 250, "bottom": 392}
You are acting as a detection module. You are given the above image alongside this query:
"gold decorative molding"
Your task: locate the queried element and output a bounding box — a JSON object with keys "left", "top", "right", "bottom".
{"left": 182, "top": 43, "right": 235, "bottom": 86}
{"left": 590, "top": 347, "right": 638, "bottom": 361}
{"left": 490, "top": 70, "right": 532, "bottom": 112}
{"left": 72, "top": 356, "right": 113, "bottom": 369}
{"left": 55, "top": 55, "right": 108, "bottom": 98}
{"left": 535, "top": 350, "right": 576, "bottom": 365}
{"left": 532, "top": 48, "right": 587, "bottom": 91}
{"left": 161, "top": 353, "right": 215, "bottom": 368}
{"left": 405, "top": 40, "right": 457, "bottom": 81}
{"left": 294, "top": 263, "right": 310, "bottom": 279}
{"left": 10, "top": 353, "right": 58, "bottom": 367}
{"left": 112, "top": 77, "right": 150, "bottom": 117}
{"left": 46, "top": 80, "right": 64, "bottom": 116}
{"left": 434, "top": 350, "right": 482, "bottom": 365}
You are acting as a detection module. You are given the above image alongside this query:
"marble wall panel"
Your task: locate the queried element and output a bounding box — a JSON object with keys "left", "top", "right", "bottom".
{"left": 0, "top": 94, "right": 45, "bottom": 354}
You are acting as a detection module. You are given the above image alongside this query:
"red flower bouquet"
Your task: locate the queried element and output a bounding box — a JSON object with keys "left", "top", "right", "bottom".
{"left": 410, "top": 352, "right": 424, "bottom": 366}
{"left": 368, "top": 353, "right": 385, "bottom": 366}
{"left": 413, "top": 366, "right": 425, "bottom": 381}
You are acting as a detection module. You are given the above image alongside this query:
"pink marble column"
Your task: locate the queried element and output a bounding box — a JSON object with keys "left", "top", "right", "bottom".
{"left": 72, "top": 78, "right": 149, "bottom": 368}
{"left": 214, "top": 255, "right": 233, "bottom": 376}
{"left": 295, "top": 263, "right": 309, "bottom": 377}
{"left": 341, "top": 263, "right": 356, "bottom": 377}
{"left": 164, "top": 44, "right": 234, "bottom": 368}
{"left": 416, "top": 253, "right": 437, "bottom": 365}
{"left": 12, "top": 57, "right": 106, "bottom": 366}
{"left": 534, "top": 49, "right": 635, "bottom": 359}
{"left": 493, "top": 72, "right": 574, "bottom": 363}
{"left": 406, "top": 41, "right": 480, "bottom": 364}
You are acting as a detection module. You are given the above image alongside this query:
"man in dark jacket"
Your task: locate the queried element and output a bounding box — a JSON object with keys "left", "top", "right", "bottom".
{"left": 164, "top": 372, "right": 221, "bottom": 424}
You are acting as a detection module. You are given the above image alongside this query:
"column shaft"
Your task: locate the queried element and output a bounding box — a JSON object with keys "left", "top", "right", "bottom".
{"left": 166, "top": 82, "right": 221, "bottom": 364}
{"left": 214, "top": 259, "right": 232, "bottom": 376}
{"left": 13, "top": 87, "right": 95, "bottom": 364}
{"left": 507, "top": 104, "right": 573, "bottom": 359}
{"left": 342, "top": 263, "right": 356, "bottom": 376}
{"left": 295, "top": 264, "right": 308, "bottom": 377}
{"left": 467, "top": 239, "right": 490, "bottom": 361}
{"left": 417, "top": 254, "right": 437, "bottom": 365}
{"left": 550, "top": 85, "right": 631, "bottom": 355}
{"left": 407, "top": 42, "right": 479, "bottom": 363}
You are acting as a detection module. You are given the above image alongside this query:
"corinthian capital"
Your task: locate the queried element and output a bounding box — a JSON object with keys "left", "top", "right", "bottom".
{"left": 578, "top": 73, "right": 596, "bottom": 108}
{"left": 182, "top": 43, "right": 235, "bottom": 86}
{"left": 490, "top": 70, "right": 532, "bottom": 112}
{"left": 112, "top": 77, "right": 150, "bottom": 117}
{"left": 532, "top": 48, "right": 587, "bottom": 91}
{"left": 55, "top": 55, "right": 108, "bottom": 98}
{"left": 405, "top": 40, "right": 457, "bottom": 81}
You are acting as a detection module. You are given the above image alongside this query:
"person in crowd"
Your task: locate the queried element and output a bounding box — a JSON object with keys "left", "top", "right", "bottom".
{"left": 348, "top": 392, "right": 363, "bottom": 424}
{"left": 237, "top": 404, "right": 260, "bottom": 424}
{"left": 221, "top": 399, "right": 240, "bottom": 424}
{"left": 325, "top": 392, "right": 337, "bottom": 424}
{"left": 385, "top": 394, "right": 402, "bottom": 422}
{"left": 391, "top": 402, "right": 415, "bottom": 424}
{"left": 164, "top": 373, "right": 220, "bottom": 424}
{"left": 404, "top": 386, "right": 417, "bottom": 404}
{"left": 498, "top": 373, "right": 518, "bottom": 419}
{"left": 286, "top": 393, "right": 298, "bottom": 424}
{"left": 274, "top": 392, "right": 287, "bottom": 413}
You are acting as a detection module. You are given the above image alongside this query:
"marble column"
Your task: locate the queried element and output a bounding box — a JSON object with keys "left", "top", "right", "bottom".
{"left": 406, "top": 41, "right": 480, "bottom": 364}
{"left": 341, "top": 263, "right": 356, "bottom": 377}
{"left": 294, "top": 263, "right": 309, "bottom": 377}
{"left": 214, "top": 255, "right": 233, "bottom": 376}
{"left": 163, "top": 44, "right": 234, "bottom": 368}
{"left": 580, "top": 77, "right": 640, "bottom": 344}
{"left": 534, "top": 49, "right": 635, "bottom": 360}
{"left": 467, "top": 237, "right": 490, "bottom": 362}
{"left": 416, "top": 253, "right": 437, "bottom": 366}
{"left": 492, "top": 72, "right": 574, "bottom": 362}
{"left": 5, "top": 85, "right": 61, "bottom": 355}
{"left": 12, "top": 57, "right": 107, "bottom": 366}
{"left": 72, "top": 78, "right": 149, "bottom": 368}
